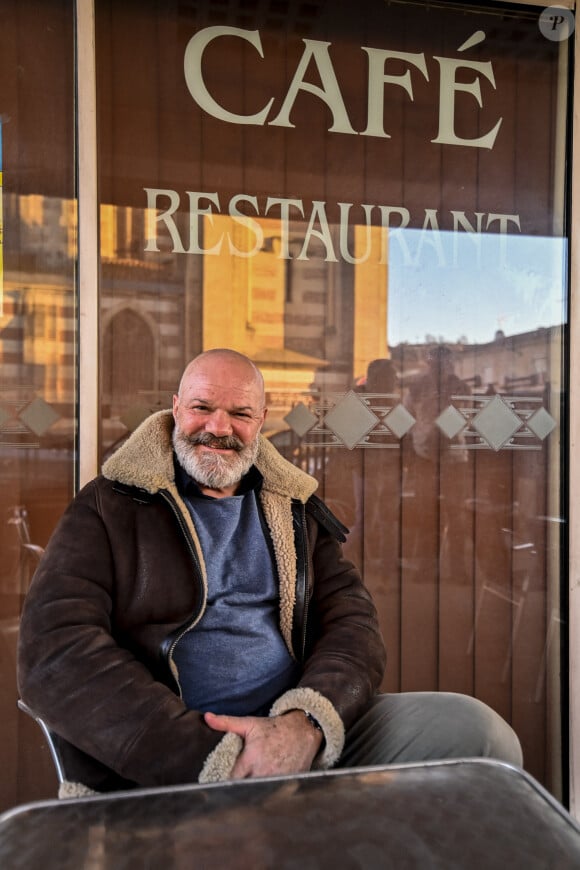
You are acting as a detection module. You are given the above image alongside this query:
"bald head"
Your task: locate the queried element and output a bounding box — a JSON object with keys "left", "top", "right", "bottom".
{"left": 177, "top": 349, "right": 265, "bottom": 408}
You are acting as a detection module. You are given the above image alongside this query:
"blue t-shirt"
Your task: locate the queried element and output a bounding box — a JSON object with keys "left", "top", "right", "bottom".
{"left": 172, "top": 463, "right": 300, "bottom": 715}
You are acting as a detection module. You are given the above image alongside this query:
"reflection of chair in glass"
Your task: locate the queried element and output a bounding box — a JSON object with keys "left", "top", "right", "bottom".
{"left": 7, "top": 506, "right": 44, "bottom": 593}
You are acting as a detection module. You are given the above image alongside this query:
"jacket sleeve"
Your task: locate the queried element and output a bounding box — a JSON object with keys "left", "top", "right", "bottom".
{"left": 17, "top": 481, "right": 224, "bottom": 790}
{"left": 269, "top": 498, "right": 387, "bottom": 768}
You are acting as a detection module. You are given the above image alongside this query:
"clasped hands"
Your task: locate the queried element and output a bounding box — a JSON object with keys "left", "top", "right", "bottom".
{"left": 204, "top": 709, "right": 323, "bottom": 779}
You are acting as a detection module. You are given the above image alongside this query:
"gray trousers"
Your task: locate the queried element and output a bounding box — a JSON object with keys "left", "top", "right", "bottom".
{"left": 339, "top": 692, "right": 523, "bottom": 768}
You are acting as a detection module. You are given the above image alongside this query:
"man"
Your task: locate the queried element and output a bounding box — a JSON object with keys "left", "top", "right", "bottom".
{"left": 18, "top": 349, "right": 522, "bottom": 795}
{"left": 403, "top": 344, "right": 472, "bottom": 580}
{"left": 404, "top": 344, "right": 470, "bottom": 464}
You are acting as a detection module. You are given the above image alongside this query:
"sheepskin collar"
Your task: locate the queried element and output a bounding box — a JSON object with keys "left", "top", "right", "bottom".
{"left": 102, "top": 409, "right": 318, "bottom": 503}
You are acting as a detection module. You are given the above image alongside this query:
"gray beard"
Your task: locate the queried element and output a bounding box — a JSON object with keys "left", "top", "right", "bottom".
{"left": 172, "top": 426, "right": 259, "bottom": 491}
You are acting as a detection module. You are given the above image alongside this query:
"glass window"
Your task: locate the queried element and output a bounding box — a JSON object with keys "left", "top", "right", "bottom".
{"left": 0, "top": 0, "right": 76, "bottom": 810}
{"left": 96, "top": 0, "right": 569, "bottom": 798}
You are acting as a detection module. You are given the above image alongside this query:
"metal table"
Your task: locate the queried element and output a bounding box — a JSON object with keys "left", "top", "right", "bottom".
{"left": 1, "top": 759, "right": 579, "bottom": 868}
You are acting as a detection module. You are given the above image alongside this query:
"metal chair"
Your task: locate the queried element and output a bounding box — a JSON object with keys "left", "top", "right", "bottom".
{"left": 17, "top": 700, "right": 98, "bottom": 798}
{"left": 17, "top": 699, "right": 66, "bottom": 786}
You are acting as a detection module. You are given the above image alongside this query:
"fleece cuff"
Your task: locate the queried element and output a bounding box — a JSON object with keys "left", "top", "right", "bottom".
{"left": 269, "top": 687, "right": 345, "bottom": 769}
{"left": 58, "top": 781, "right": 98, "bottom": 799}
{"left": 198, "top": 731, "right": 243, "bottom": 784}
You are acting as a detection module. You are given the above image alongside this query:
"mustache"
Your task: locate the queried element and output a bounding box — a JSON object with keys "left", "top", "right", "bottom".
{"left": 184, "top": 431, "right": 245, "bottom": 452}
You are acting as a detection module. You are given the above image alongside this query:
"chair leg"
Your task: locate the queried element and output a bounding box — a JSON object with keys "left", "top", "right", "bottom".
{"left": 17, "top": 699, "right": 66, "bottom": 785}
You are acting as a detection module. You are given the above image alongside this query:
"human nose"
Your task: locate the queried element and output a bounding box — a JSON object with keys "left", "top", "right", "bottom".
{"left": 205, "top": 408, "right": 233, "bottom": 436}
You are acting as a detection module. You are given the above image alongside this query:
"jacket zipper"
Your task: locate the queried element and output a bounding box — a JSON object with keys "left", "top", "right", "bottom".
{"left": 159, "top": 489, "right": 206, "bottom": 697}
{"left": 298, "top": 501, "right": 311, "bottom": 663}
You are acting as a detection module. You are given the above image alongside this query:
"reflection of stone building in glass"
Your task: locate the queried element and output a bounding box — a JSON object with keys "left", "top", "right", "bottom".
{"left": 0, "top": 195, "right": 562, "bottom": 451}
{"left": 392, "top": 328, "right": 560, "bottom": 396}
{"left": 1, "top": 194, "right": 76, "bottom": 445}
{"left": 388, "top": 333, "right": 561, "bottom": 456}
{"left": 454, "top": 328, "right": 559, "bottom": 398}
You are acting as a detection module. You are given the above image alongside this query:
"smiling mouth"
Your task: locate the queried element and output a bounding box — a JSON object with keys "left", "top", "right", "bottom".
{"left": 192, "top": 434, "right": 243, "bottom": 452}
{"left": 198, "top": 443, "right": 235, "bottom": 453}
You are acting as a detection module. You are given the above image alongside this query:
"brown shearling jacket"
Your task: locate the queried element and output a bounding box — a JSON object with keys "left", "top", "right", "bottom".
{"left": 17, "top": 410, "right": 386, "bottom": 793}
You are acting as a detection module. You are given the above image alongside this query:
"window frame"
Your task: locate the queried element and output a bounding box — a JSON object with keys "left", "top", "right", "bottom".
{"left": 75, "top": 0, "right": 580, "bottom": 816}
